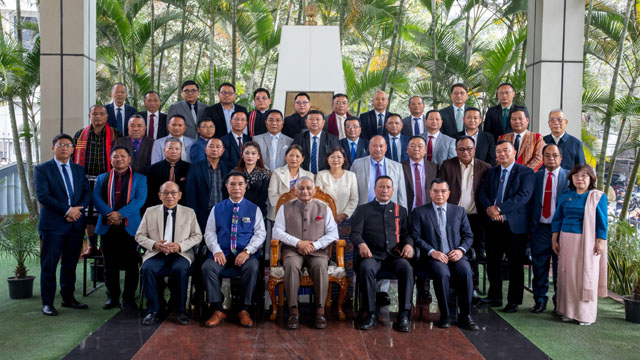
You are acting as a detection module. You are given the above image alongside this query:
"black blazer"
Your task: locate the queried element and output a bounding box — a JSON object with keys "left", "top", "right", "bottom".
{"left": 350, "top": 201, "right": 413, "bottom": 261}
{"left": 248, "top": 110, "right": 269, "bottom": 137}
{"left": 401, "top": 158, "right": 438, "bottom": 214}
{"left": 186, "top": 160, "right": 229, "bottom": 233}
{"left": 282, "top": 112, "right": 308, "bottom": 138}
{"left": 145, "top": 160, "right": 190, "bottom": 208}
{"left": 292, "top": 131, "right": 340, "bottom": 172}
{"left": 438, "top": 105, "right": 461, "bottom": 138}
{"left": 106, "top": 103, "right": 137, "bottom": 136}
{"left": 359, "top": 110, "right": 389, "bottom": 140}
{"left": 483, "top": 104, "right": 514, "bottom": 142}
{"left": 456, "top": 130, "right": 496, "bottom": 165}
{"left": 135, "top": 111, "right": 168, "bottom": 139}
{"left": 113, "top": 136, "right": 154, "bottom": 175}
{"left": 203, "top": 103, "right": 248, "bottom": 138}
{"left": 340, "top": 137, "right": 369, "bottom": 168}
{"left": 221, "top": 132, "right": 252, "bottom": 169}
{"left": 411, "top": 203, "right": 474, "bottom": 256}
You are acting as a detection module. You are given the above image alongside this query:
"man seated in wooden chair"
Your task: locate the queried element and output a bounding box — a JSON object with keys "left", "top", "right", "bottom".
{"left": 272, "top": 176, "right": 339, "bottom": 330}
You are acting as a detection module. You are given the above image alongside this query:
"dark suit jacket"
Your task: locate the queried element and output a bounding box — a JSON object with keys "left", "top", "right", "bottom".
{"left": 145, "top": 160, "right": 190, "bottom": 208}
{"left": 478, "top": 163, "right": 534, "bottom": 234}
{"left": 411, "top": 203, "right": 474, "bottom": 255}
{"left": 350, "top": 201, "right": 413, "bottom": 261}
{"left": 34, "top": 159, "right": 91, "bottom": 232}
{"left": 385, "top": 134, "right": 409, "bottom": 162}
{"left": 135, "top": 111, "right": 168, "bottom": 139}
{"left": 282, "top": 112, "right": 308, "bottom": 138}
{"left": 483, "top": 104, "right": 514, "bottom": 142}
{"left": 401, "top": 158, "right": 438, "bottom": 214}
{"left": 340, "top": 137, "right": 369, "bottom": 168}
{"left": 221, "top": 132, "right": 252, "bottom": 169}
{"left": 106, "top": 103, "right": 137, "bottom": 136}
{"left": 530, "top": 167, "right": 569, "bottom": 232}
{"left": 114, "top": 136, "right": 154, "bottom": 175}
{"left": 457, "top": 130, "right": 496, "bottom": 165}
{"left": 248, "top": 110, "right": 269, "bottom": 137}
{"left": 292, "top": 131, "right": 339, "bottom": 172}
{"left": 359, "top": 110, "right": 389, "bottom": 140}
{"left": 543, "top": 133, "right": 586, "bottom": 171}
{"left": 203, "top": 103, "right": 248, "bottom": 138}
{"left": 438, "top": 105, "right": 462, "bottom": 138}
{"left": 438, "top": 157, "right": 491, "bottom": 206}
{"left": 402, "top": 114, "right": 425, "bottom": 137}
{"left": 185, "top": 160, "right": 229, "bottom": 232}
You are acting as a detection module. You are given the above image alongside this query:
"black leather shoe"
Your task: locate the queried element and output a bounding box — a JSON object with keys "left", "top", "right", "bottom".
{"left": 286, "top": 314, "right": 299, "bottom": 330}
{"left": 42, "top": 305, "right": 58, "bottom": 316}
{"left": 176, "top": 311, "right": 190, "bottom": 325}
{"left": 142, "top": 312, "right": 158, "bottom": 325}
{"left": 393, "top": 312, "right": 410, "bottom": 332}
{"left": 376, "top": 292, "right": 391, "bottom": 307}
{"left": 103, "top": 298, "right": 121, "bottom": 310}
{"left": 479, "top": 297, "right": 503, "bottom": 307}
{"left": 504, "top": 303, "right": 518, "bottom": 313}
{"left": 359, "top": 312, "right": 377, "bottom": 330}
{"left": 532, "top": 301, "right": 546, "bottom": 314}
{"left": 458, "top": 315, "right": 479, "bottom": 331}
{"left": 61, "top": 299, "right": 89, "bottom": 310}
{"left": 435, "top": 316, "right": 451, "bottom": 329}
{"left": 315, "top": 314, "right": 327, "bottom": 329}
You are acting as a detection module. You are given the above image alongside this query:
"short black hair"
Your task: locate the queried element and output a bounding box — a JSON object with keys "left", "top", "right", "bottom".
{"left": 52, "top": 133, "right": 74, "bottom": 146}
{"left": 89, "top": 104, "right": 105, "bottom": 112}
{"left": 198, "top": 118, "right": 215, "bottom": 127}
{"left": 408, "top": 135, "right": 427, "bottom": 146}
{"left": 510, "top": 105, "right": 530, "bottom": 119}
{"left": 542, "top": 143, "right": 560, "bottom": 156}
{"left": 225, "top": 170, "right": 247, "bottom": 184}
{"left": 169, "top": 115, "right": 186, "bottom": 124}
{"left": 450, "top": 83, "right": 467, "bottom": 93}
{"left": 231, "top": 110, "right": 248, "bottom": 119}
{"left": 181, "top": 80, "right": 198, "bottom": 90}
{"left": 111, "top": 145, "right": 131, "bottom": 156}
{"left": 112, "top": 82, "right": 126, "bottom": 89}
{"left": 266, "top": 109, "right": 283, "bottom": 119}
{"left": 425, "top": 109, "right": 440, "bottom": 118}
{"left": 497, "top": 82, "right": 515, "bottom": 92}
{"left": 374, "top": 175, "right": 393, "bottom": 186}
{"left": 386, "top": 113, "right": 402, "bottom": 122}
{"left": 144, "top": 91, "right": 160, "bottom": 99}
{"left": 430, "top": 178, "right": 449, "bottom": 189}
{"left": 253, "top": 87, "right": 270, "bottom": 99}
{"left": 333, "top": 93, "right": 348, "bottom": 100}
{"left": 218, "top": 82, "right": 236, "bottom": 92}
{"left": 344, "top": 116, "right": 361, "bottom": 128}
{"left": 464, "top": 107, "right": 481, "bottom": 116}
{"left": 496, "top": 139, "right": 515, "bottom": 149}
{"left": 294, "top": 92, "right": 310, "bottom": 101}
{"left": 456, "top": 135, "right": 476, "bottom": 146}
{"left": 307, "top": 109, "right": 324, "bottom": 118}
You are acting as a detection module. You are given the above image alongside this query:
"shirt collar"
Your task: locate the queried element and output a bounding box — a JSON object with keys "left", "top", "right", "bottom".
{"left": 375, "top": 110, "right": 386, "bottom": 117}
{"left": 501, "top": 161, "right": 515, "bottom": 172}
{"left": 164, "top": 205, "right": 177, "bottom": 213}
{"left": 54, "top": 158, "right": 70, "bottom": 167}
{"left": 376, "top": 199, "right": 390, "bottom": 206}
{"left": 427, "top": 131, "right": 440, "bottom": 139}
{"left": 147, "top": 110, "right": 159, "bottom": 117}
{"left": 552, "top": 132, "right": 566, "bottom": 143}
{"left": 230, "top": 197, "right": 244, "bottom": 206}
{"left": 465, "top": 129, "right": 479, "bottom": 137}
{"left": 370, "top": 157, "right": 385, "bottom": 166}
{"left": 112, "top": 101, "right": 126, "bottom": 109}
{"left": 410, "top": 158, "right": 423, "bottom": 167}
{"left": 348, "top": 137, "right": 359, "bottom": 145}
{"left": 453, "top": 104, "right": 464, "bottom": 111}
{"left": 514, "top": 130, "right": 528, "bottom": 138}
{"left": 433, "top": 202, "right": 446, "bottom": 212}
{"left": 545, "top": 167, "right": 561, "bottom": 177}
{"left": 459, "top": 158, "right": 474, "bottom": 168}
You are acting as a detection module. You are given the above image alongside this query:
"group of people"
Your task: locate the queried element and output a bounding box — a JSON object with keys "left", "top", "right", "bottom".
{"left": 34, "top": 80, "right": 608, "bottom": 334}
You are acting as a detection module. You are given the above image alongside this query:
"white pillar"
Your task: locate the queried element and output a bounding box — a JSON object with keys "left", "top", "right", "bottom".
{"left": 526, "top": 0, "right": 584, "bottom": 137}
{"left": 40, "top": 0, "right": 96, "bottom": 160}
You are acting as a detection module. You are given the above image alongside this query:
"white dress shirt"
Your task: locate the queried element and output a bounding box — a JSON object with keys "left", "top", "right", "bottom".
{"left": 147, "top": 110, "right": 160, "bottom": 139}
{"left": 272, "top": 201, "right": 339, "bottom": 250}
{"left": 551, "top": 132, "right": 565, "bottom": 145}
{"left": 458, "top": 159, "right": 477, "bottom": 214}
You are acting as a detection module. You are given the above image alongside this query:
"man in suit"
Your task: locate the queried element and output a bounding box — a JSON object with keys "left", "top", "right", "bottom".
{"left": 105, "top": 83, "right": 137, "bottom": 136}
{"left": 384, "top": 114, "right": 409, "bottom": 162}
{"left": 253, "top": 110, "right": 294, "bottom": 171}
{"left": 529, "top": 144, "right": 568, "bottom": 314}
{"left": 92, "top": 146, "right": 147, "bottom": 310}
{"left": 189, "top": 118, "right": 216, "bottom": 164}
{"left": 282, "top": 92, "right": 311, "bottom": 138}
{"left": 204, "top": 82, "right": 248, "bottom": 139}
{"left": 325, "top": 93, "right": 351, "bottom": 139}
{"left": 136, "top": 181, "right": 202, "bottom": 325}
{"left": 402, "top": 136, "right": 438, "bottom": 214}
{"left": 439, "top": 83, "right": 468, "bottom": 137}
{"left": 147, "top": 138, "right": 190, "bottom": 208}
{"left": 221, "top": 110, "right": 252, "bottom": 169}
{"left": 202, "top": 171, "right": 266, "bottom": 328}
{"left": 458, "top": 107, "right": 496, "bottom": 165}
{"left": 498, "top": 105, "right": 544, "bottom": 172}
{"left": 478, "top": 140, "right": 534, "bottom": 313}
{"left": 167, "top": 80, "right": 210, "bottom": 139}
{"left": 114, "top": 115, "right": 154, "bottom": 175}
{"left": 340, "top": 116, "right": 369, "bottom": 168}
{"left": 411, "top": 178, "right": 479, "bottom": 331}
{"left": 151, "top": 115, "right": 195, "bottom": 164}
{"left": 247, "top": 88, "right": 271, "bottom": 137}
{"left": 438, "top": 136, "right": 491, "bottom": 298}
{"left": 351, "top": 176, "right": 414, "bottom": 332}
{"left": 136, "top": 91, "right": 168, "bottom": 140}
{"left": 421, "top": 110, "right": 457, "bottom": 165}
{"left": 272, "top": 177, "right": 339, "bottom": 330}
{"left": 484, "top": 83, "right": 516, "bottom": 142}
{"left": 544, "top": 108, "right": 585, "bottom": 171}
{"left": 351, "top": 135, "right": 407, "bottom": 209}
{"left": 360, "top": 91, "right": 390, "bottom": 140}
{"left": 35, "top": 134, "right": 92, "bottom": 316}
{"left": 402, "top": 96, "right": 426, "bottom": 137}
{"left": 292, "top": 109, "right": 339, "bottom": 174}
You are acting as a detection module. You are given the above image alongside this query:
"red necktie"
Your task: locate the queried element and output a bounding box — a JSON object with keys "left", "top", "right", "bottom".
{"left": 427, "top": 136, "right": 433, "bottom": 162}
{"left": 542, "top": 172, "right": 553, "bottom": 218}
{"left": 148, "top": 113, "right": 155, "bottom": 138}
{"left": 414, "top": 163, "right": 423, "bottom": 208}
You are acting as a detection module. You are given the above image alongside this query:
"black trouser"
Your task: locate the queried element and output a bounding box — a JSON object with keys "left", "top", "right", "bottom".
{"left": 141, "top": 253, "right": 190, "bottom": 314}
{"left": 358, "top": 256, "right": 413, "bottom": 313}
{"left": 39, "top": 228, "right": 84, "bottom": 306}
{"left": 201, "top": 254, "right": 259, "bottom": 308}
{"left": 486, "top": 221, "right": 528, "bottom": 304}
{"left": 425, "top": 257, "right": 473, "bottom": 320}
{"left": 101, "top": 225, "right": 139, "bottom": 302}
{"left": 467, "top": 214, "right": 485, "bottom": 290}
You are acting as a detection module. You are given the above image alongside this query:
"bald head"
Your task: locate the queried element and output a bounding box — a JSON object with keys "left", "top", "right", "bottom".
{"left": 369, "top": 135, "right": 387, "bottom": 162}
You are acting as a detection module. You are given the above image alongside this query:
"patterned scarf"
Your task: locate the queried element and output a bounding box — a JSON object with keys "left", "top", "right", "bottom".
{"left": 74, "top": 123, "right": 116, "bottom": 171}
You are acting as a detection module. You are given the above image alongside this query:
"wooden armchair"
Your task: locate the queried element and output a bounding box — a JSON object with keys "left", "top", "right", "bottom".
{"left": 268, "top": 187, "right": 348, "bottom": 321}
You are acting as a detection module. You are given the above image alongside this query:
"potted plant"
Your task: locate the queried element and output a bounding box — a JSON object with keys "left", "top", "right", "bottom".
{"left": 0, "top": 216, "right": 40, "bottom": 299}
{"left": 622, "top": 263, "right": 640, "bottom": 323}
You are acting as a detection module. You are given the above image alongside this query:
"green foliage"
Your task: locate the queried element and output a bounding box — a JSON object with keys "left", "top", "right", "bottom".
{"left": 607, "top": 220, "right": 640, "bottom": 295}
{"left": 0, "top": 217, "right": 40, "bottom": 279}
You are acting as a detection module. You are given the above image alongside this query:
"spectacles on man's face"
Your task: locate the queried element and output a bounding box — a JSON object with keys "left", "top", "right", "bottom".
{"left": 295, "top": 101, "right": 310, "bottom": 105}
{"left": 55, "top": 143, "right": 74, "bottom": 149}
{"left": 219, "top": 91, "right": 235, "bottom": 96}
{"left": 456, "top": 147, "right": 474, "bottom": 153}
{"left": 183, "top": 89, "right": 198, "bottom": 94}
{"left": 548, "top": 117, "right": 566, "bottom": 123}
{"left": 160, "top": 191, "right": 180, "bottom": 197}
{"left": 543, "top": 153, "right": 561, "bottom": 159}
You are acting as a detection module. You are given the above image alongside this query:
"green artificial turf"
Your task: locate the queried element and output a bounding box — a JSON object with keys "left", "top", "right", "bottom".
{"left": 0, "top": 257, "right": 119, "bottom": 360}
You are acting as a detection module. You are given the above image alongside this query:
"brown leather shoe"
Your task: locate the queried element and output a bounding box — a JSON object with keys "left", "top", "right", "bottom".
{"left": 205, "top": 310, "right": 226, "bottom": 327}
{"left": 315, "top": 314, "right": 327, "bottom": 329}
{"left": 286, "top": 314, "right": 299, "bottom": 330}
{"left": 238, "top": 310, "right": 254, "bottom": 327}
{"left": 81, "top": 246, "right": 101, "bottom": 258}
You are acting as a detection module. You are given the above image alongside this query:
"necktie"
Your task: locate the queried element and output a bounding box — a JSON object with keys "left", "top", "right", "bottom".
{"left": 496, "top": 169, "right": 508, "bottom": 206}
{"left": 230, "top": 203, "right": 239, "bottom": 254}
{"left": 375, "top": 162, "right": 382, "bottom": 179}
{"left": 455, "top": 108, "right": 463, "bottom": 132}
{"left": 116, "top": 108, "right": 123, "bottom": 133}
{"left": 113, "top": 173, "right": 123, "bottom": 207}
{"left": 148, "top": 113, "right": 155, "bottom": 138}
{"left": 513, "top": 134, "right": 521, "bottom": 157}
{"left": 414, "top": 118, "right": 421, "bottom": 135}
{"left": 237, "top": 136, "right": 243, "bottom": 154}
{"left": 169, "top": 163, "right": 176, "bottom": 182}
{"left": 392, "top": 137, "right": 398, "bottom": 161}
{"left": 427, "top": 136, "right": 434, "bottom": 162}
{"left": 542, "top": 172, "right": 553, "bottom": 218}
{"left": 311, "top": 136, "right": 318, "bottom": 174}
{"left": 377, "top": 113, "right": 383, "bottom": 135}
{"left": 270, "top": 135, "right": 278, "bottom": 170}
{"left": 164, "top": 209, "right": 174, "bottom": 242}
{"left": 350, "top": 142, "right": 356, "bottom": 162}
{"left": 132, "top": 140, "right": 140, "bottom": 161}
{"left": 414, "top": 163, "right": 423, "bottom": 208}
{"left": 502, "top": 108, "right": 509, "bottom": 132}
{"left": 60, "top": 164, "right": 74, "bottom": 205}
{"left": 190, "top": 103, "right": 198, "bottom": 124}
{"left": 437, "top": 207, "right": 450, "bottom": 253}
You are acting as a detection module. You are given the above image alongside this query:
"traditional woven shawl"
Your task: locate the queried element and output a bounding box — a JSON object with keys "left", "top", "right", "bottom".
{"left": 581, "top": 190, "right": 608, "bottom": 301}
{"left": 74, "top": 123, "right": 116, "bottom": 172}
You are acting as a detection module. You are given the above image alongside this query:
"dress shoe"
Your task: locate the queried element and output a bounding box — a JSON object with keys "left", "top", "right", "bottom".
{"left": 315, "top": 314, "right": 328, "bottom": 329}
{"left": 103, "top": 298, "right": 121, "bottom": 310}
{"left": 286, "top": 314, "right": 299, "bottom": 330}
{"left": 61, "top": 299, "right": 89, "bottom": 310}
{"left": 376, "top": 292, "right": 391, "bottom": 307}
{"left": 359, "top": 312, "right": 377, "bottom": 330}
{"left": 531, "top": 301, "right": 547, "bottom": 314}
{"left": 81, "top": 246, "right": 101, "bottom": 258}
{"left": 458, "top": 315, "right": 479, "bottom": 331}
{"left": 238, "top": 310, "right": 254, "bottom": 327}
{"left": 435, "top": 316, "right": 451, "bottom": 329}
{"left": 393, "top": 312, "right": 410, "bottom": 332}
{"left": 479, "top": 297, "right": 503, "bottom": 307}
{"left": 142, "top": 312, "right": 158, "bottom": 325}
{"left": 504, "top": 303, "right": 518, "bottom": 313}
{"left": 205, "top": 310, "right": 226, "bottom": 327}
{"left": 120, "top": 300, "right": 138, "bottom": 311}
{"left": 42, "top": 305, "right": 58, "bottom": 316}
{"left": 176, "top": 311, "right": 190, "bottom": 325}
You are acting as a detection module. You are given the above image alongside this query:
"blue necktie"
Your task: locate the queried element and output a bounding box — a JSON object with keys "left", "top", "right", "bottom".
{"left": 61, "top": 164, "right": 74, "bottom": 204}
{"left": 350, "top": 141, "right": 356, "bottom": 162}
{"left": 116, "top": 107, "right": 123, "bottom": 132}
{"left": 495, "top": 169, "right": 508, "bottom": 206}
{"left": 414, "top": 118, "right": 421, "bottom": 135}
{"left": 311, "top": 136, "right": 318, "bottom": 174}
{"left": 132, "top": 140, "right": 140, "bottom": 161}
{"left": 392, "top": 137, "right": 398, "bottom": 161}
{"left": 377, "top": 114, "right": 383, "bottom": 135}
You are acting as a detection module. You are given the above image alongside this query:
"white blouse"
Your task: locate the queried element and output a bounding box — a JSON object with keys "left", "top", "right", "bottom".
{"left": 315, "top": 170, "right": 359, "bottom": 218}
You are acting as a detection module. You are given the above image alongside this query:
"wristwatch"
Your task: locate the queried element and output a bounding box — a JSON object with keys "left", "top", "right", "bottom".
{"left": 244, "top": 248, "right": 251, "bottom": 255}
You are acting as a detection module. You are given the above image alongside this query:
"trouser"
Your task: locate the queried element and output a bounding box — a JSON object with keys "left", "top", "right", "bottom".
{"left": 426, "top": 257, "right": 473, "bottom": 320}
{"left": 85, "top": 177, "right": 98, "bottom": 247}
{"left": 359, "top": 256, "right": 414, "bottom": 313}
{"left": 283, "top": 251, "right": 328, "bottom": 308}
{"left": 39, "top": 228, "right": 84, "bottom": 306}
{"left": 101, "top": 226, "right": 139, "bottom": 302}
{"left": 486, "top": 221, "right": 528, "bottom": 304}
{"left": 531, "top": 223, "right": 558, "bottom": 306}
{"left": 467, "top": 214, "right": 485, "bottom": 290}
{"left": 201, "top": 255, "right": 259, "bottom": 307}
{"left": 141, "top": 253, "right": 190, "bottom": 314}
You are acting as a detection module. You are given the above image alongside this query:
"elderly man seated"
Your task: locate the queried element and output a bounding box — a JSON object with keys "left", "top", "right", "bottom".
{"left": 135, "top": 181, "right": 202, "bottom": 326}
{"left": 272, "top": 176, "right": 339, "bottom": 330}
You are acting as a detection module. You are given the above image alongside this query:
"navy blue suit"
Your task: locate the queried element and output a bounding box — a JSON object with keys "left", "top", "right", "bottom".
{"left": 106, "top": 103, "right": 137, "bottom": 136}
{"left": 190, "top": 136, "right": 208, "bottom": 164}
{"left": 543, "top": 133, "right": 585, "bottom": 171}
{"left": 185, "top": 160, "right": 229, "bottom": 233}
{"left": 34, "top": 159, "right": 91, "bottom": 306}
{"left": 340, "top": 137, "right": 369, "bottom": 168}
{"left": 221, "top": 132, "right": 251, "bottom": 169}
{"left": 359, "top": 110, "right": 389, "bottom": 140}
{"left": 384, "top": 134, "right": 409, "bottom": 162}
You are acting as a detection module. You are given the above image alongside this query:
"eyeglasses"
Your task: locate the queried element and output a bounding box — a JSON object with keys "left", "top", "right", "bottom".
{"left": 548, "top": 117, "right": 566, "bottom": 123}
{"left": 182, "top": 89, "right": 198, "bottom": 94}
{"left": 55, "top": 143, "right": 74, "bottom": 148}
{"left": 497, "top": 91, "right": 513, "bottom": 96}
{"left": 220, "top": 91, "right": 235, "bottom": 96}
{"left": 456, "top": 147, "right": 474, "bottom": 153}
{"left": 543, "top": 154, "right": 561, "bottom": 158}
{"left": 345, "top": 125, "right": 360, "bottom": 129}
{"left": 160, "top": 191, "right": 180, "bottom": 197}
{"left": 294, "top": 101, "right": 310, "bottom": 105}
{"left": 572, "top": 174, "right": 590, "bottom": 179}
{"left": 255, "top": 96, "right": 269, "bottom": 101}
{"left": 431, "top": 189, "right": 449, "bottom": 194}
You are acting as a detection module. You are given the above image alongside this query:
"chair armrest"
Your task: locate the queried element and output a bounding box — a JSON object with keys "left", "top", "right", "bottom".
{"left": 335, "top": 239, "right": 346, "bottom": 268}
{"left": 466, "top": 247, "right": 476, "bottom": 263}
{"left": 270, "top": 239, "right": 280, "bottom": 268}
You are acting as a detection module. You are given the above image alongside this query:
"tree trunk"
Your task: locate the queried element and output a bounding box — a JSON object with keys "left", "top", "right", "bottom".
{"left": 8, "top": 98, "right": 36, "bottom": 217}
{"left": 231, "top": 0, "right": 238, "bottom": 87}
{"left": 194, "top": 42, "right": 204, "bottom": 80}
{"left": 15, "top": 0, "right": 22, "bottom": 45}
{"left": 19, "top": 95, "right": 36, "bottom": 212}
{"left": 156, "top": 7, "right": 169, "bottom": 91}
{"left": 583, "top": 0, "right": 595, "bottom": 61}
{"left": 285, "top": 0, "right": 293, "bottom": 26}
{"left": 209, "top": 10, "right": 216, "bottom": 104}
{"left": 620, "top": 148, "right": 640, "bottom": 220}
{"left": 431, "top": 0, "right": 438, "bottom": 109}
{"left": 464, "top": 7, "right": 471, "bottom": 65}
{"left": 177, "top": 6, "right": 187, "bottom": 101}
{"left": 604, "top": 82, "right": 637, "bottom": 195}
{"left": 339, "top": 0, "right": 345, "bottom": 41}
{"left": 150, "top": 0, "right": 155, "bottom": 91}
{"left": 388, "top": 31, "right": 403, "bottom": 105}
{"left": 380, "top": 0, "right": 404, "bottom": 92}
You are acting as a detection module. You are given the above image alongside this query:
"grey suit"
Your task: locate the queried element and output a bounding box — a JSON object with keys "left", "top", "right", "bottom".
{"left": 350, "top": 155, "right": 407, "bottom": 209}
{"left": 150, "top": 135, "right": 195, "bottom": 165}
{"left": 420, "top": 132, "right": 456, "bottom": 165}
{"left": 252, "top": 132, "right": 294, "bottom": 171}
{"left": 167, "top": 100, "right": 210, "bottom": 139}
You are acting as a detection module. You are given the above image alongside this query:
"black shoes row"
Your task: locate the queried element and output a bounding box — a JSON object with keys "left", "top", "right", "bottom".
{"left": 435, "top": 314, "right": 479, "bottom": 331}
{"left": 357, "top": 311, "right": 411, "bottom": 332}
{"left": 42, "top": 298, "right": 89, "bottom": 316}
